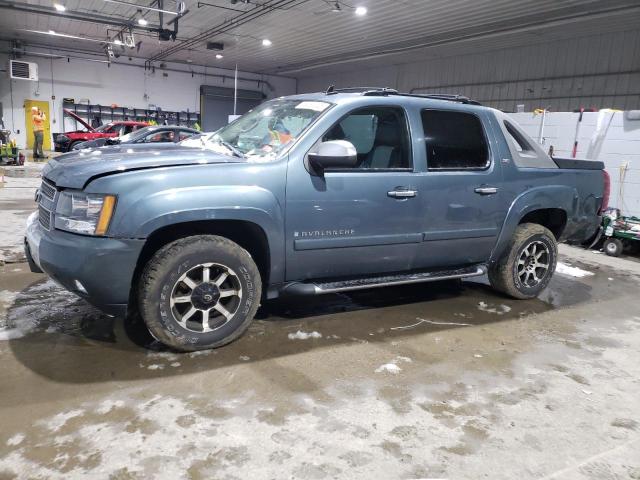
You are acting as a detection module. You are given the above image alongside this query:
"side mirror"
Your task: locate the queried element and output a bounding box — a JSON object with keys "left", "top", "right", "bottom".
{"left": 308, "top": 140, "right": 358, "bottom": 174}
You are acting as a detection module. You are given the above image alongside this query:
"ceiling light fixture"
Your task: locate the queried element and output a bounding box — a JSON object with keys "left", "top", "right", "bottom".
{"left": 262, "top": 39, "right": 272, "bottom": 47}
{"left": 355, "top": 6, "right": 367, "bottom": 16}
{"left": 137, "top": 18, "right": 148, "bottom": 26}
{"left": 20, "top": 29, "right": 132, "bottom": 47}
{"left": 216, "top": 53, "right": 224, "bottom": 59}
{"left": 53, "top": 3, "right": 66, "bottom": 12}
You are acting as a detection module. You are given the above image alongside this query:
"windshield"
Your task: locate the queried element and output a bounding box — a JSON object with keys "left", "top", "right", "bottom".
{"left": 94, "top": 123, "right": 115, "bottom": 133}
{"left": 205, "top": 99, "right": 331, "bottom": 161}
{"left": 118, "top": 126, "right": 155, "bottom": 143}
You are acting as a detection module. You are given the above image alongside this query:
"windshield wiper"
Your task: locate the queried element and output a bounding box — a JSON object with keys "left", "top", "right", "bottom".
{"left": 215, "top": 139, "right": 244, "bottom": 158}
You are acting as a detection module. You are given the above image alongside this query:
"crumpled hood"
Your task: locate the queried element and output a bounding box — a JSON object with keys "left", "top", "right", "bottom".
{"left": 44, "top": 144, "right": 244, "bottom": 189}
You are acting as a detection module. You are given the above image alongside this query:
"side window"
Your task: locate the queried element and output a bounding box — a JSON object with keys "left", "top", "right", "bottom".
{"left": 421, "top": 110, "right": 489, "bottom": 170}
{"left": 145, "top": 131, "right": 174, "bottom": 143}
{"left": 504, "top": 121, "right": 532, "bottom": 153}
{"left": 322, "top": 107, "right": 411, "bottom": 170}
{"left": 122, "top": 125, "right": 136, "bottom": 135}
{"left": 178, "top": 130, "right": 194, "bottom": 141}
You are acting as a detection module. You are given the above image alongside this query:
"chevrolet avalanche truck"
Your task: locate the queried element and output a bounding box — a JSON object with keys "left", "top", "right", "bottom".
{"left": 25, "top": 89, "right": 609, "bottom": 351}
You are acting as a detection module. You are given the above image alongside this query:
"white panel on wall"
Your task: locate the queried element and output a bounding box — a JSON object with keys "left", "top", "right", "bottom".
{"left": 509, "top": 111, "right": 640, "bottom": 217}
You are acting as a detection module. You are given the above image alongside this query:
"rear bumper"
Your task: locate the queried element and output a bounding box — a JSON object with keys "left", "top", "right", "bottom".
{"left": 25, "top": 212, "right": 144, "bottom": 317}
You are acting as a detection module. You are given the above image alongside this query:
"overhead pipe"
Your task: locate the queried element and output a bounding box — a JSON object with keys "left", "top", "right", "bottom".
{"left": 148, "top": 0, "right": 309, "bottom": 62}
{"left": 0, "top": 0, "right": 161, "bottom": 31}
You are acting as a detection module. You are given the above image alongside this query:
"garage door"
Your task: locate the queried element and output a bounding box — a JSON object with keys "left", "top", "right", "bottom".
{"left": 200, "top": 85, "right": 265, "bottom": 132}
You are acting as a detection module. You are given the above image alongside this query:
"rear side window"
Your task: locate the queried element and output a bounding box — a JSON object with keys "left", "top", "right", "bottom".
{"left": 504, "top": 121, "right": 532, "bottom": 153}
{"left": 421, "top": 110, "right": 489, "bottom": 170}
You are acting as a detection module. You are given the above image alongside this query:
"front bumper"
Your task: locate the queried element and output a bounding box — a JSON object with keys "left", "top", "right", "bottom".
{"left": 25, "top": 212, "right": 145, "bottom": 317}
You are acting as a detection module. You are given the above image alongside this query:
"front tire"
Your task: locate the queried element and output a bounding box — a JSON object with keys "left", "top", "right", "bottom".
{"left": 603, "top": 237, "right": 623, "bottom": 257}
{"left": 489, "top": 223, "right": 558, "bottom": 299}
{"left": 138, "top": 235, "right": 262, "bottom": 351}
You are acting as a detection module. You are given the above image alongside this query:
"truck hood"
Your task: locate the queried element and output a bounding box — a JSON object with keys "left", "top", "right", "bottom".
{"left": 43, "top": 144, "right": 245, "bottom": 189}
{"left": 64, "top": 109, "right": 95, "bottom": 132}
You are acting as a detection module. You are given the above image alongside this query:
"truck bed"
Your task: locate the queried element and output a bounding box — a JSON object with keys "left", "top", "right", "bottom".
{"left": 553, "top": 157, "right": 604, "bottom": 170}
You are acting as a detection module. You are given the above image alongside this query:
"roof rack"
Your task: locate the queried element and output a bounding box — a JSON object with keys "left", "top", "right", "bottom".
{"left": 325, "top": 86, "right": 397, "bottom": 95}
{"left": 324, "top": 86, "right": 481, "bottom": 105}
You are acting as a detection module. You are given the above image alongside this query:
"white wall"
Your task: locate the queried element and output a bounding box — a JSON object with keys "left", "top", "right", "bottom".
{"left": 297, "top": 30, "right": 640, "bottom": 113}
{"left": 0, "top": 48, "right": 296, "bottom": 148}
{"left": 509, "top": 111, "right": 640, "bottom": 217}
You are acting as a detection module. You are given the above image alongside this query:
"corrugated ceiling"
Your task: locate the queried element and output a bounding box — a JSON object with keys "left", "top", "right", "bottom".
{"left": 0, "top": 0, "right": 639, "bottom": 75}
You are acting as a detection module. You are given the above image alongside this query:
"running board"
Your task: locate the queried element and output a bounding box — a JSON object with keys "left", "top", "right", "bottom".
{"left": 281, "top": 265, "right": 487, "bottom": 296}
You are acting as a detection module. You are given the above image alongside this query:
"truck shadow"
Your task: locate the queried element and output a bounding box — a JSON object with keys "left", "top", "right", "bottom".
{"left": 4, "top": 271, "right": 608, "bottom": 390}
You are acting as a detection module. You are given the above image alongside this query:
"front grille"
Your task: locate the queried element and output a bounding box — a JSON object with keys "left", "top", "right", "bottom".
{"left": 38, "top": 205, "right": 52, "bottom": 230}
{"left": 40, "top": 179, "right": 56, "bottom": 201}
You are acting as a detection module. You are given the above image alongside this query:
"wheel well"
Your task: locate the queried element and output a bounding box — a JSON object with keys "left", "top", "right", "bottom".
{"left": 519, "top": 208, "right": 567, "bottom": 239}
{"left": 133, "top": 220, "right": 271, "bottom": 288}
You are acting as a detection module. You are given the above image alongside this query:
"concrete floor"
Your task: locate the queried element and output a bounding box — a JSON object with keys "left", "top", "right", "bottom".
{"left": 1, "top": 169, "right": 639, "bottom": 479}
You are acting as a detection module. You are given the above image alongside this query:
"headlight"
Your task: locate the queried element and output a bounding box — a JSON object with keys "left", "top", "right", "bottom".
{"left": 55, "top": 191, "right": 117, "bottom": 236}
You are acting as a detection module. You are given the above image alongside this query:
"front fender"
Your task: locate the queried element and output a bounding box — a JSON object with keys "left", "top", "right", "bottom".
{"left": 110, "top": 184, "right": 285, "bottom": 282}
{"left": 490, "top": 185, "right": 577, "bottom": 263}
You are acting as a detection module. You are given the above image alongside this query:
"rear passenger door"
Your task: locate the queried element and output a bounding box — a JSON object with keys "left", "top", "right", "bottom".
{"left": 414, "top": 108, "right": 508, "bottom": 269}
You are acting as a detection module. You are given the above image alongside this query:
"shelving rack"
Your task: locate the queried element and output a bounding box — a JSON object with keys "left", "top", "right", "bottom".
{"left": 61, "top": 101, "right": 200, "bottom": 130}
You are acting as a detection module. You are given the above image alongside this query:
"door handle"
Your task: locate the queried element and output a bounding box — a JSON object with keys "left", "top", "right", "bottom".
{"left": 474, "top": 186, "right": 499, "bottom": 195}
{"left": 388, "top": 189, "right": 417, "bottom": 199}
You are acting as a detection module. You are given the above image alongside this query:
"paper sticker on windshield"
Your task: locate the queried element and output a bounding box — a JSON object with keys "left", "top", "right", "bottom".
{"left": 296, "top": 101, "right": 329, "bottom": 112}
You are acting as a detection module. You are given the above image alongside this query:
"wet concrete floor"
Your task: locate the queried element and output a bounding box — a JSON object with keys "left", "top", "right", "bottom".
{"left": 0, "top": 246, "right": 639, "bottom": 479}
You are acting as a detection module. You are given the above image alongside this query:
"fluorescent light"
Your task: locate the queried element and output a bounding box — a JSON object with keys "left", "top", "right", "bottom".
{"left": 21, "top": 29, "right": 129, "bottom": 47}
{"left": 215, "top": 54, "right": 223, "bottom": 59}
{"left": 54, "top": 3, "right": 66, "bottom": 11}
{"left": 262, "top": 39, "right": 272, "bottom": 47}
{"left": 137, "top": 18, "right": 148, "bottom": 26}
{"left": 355, "top": 6, "right": 367, "bottom": 15}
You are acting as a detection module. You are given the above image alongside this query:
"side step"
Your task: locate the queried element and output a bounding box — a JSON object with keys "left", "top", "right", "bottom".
{"left": 281, "top": 265, "right": 487, "bottom": 296}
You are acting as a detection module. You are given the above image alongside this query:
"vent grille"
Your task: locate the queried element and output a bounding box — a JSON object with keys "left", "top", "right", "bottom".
{"left": 38, "top": 205, "right": 52, "bottom": 230}
{"left": 40, "top": 180, "right": 56, "bottom": 201}
{"left": 9, "top": 60, "right": 38, "bottom": 81}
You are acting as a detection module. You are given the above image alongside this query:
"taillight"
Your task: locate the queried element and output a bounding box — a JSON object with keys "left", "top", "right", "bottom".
{"left": 600, "top": 169, "right": 610, "bottom": 214}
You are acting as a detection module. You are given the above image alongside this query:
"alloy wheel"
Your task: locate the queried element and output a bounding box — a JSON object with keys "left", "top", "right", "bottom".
{"left": 170, "top": 263, "right": 243, "bottom": 333}
{"left": 516, "top": 240, "right": 550, "bottom": 287}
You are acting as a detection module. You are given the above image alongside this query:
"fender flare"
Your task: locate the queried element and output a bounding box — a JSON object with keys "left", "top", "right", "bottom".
{"left": 490, "top": 185, "right": 576, "bottom": 263}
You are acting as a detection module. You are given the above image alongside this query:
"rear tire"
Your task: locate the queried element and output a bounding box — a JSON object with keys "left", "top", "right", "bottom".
{"left": 489, "top": 223, "right": 558, "bottom": 299}
{"left": 138, "top": 235, "right": 262, "bottom": 351}
{"left": 603, "top": 238, "right": 623, "bottom": 257}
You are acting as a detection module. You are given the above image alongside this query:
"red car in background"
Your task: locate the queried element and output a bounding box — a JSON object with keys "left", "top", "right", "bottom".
{"left": 54, "top": 109, "right": 149, "bottom": 152}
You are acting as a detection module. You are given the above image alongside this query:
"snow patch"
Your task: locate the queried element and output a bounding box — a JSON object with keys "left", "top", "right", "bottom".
{"left": 288, "top": 330, "right": 322, "bottom": 340}
{"left": 96, "top": 400, "right": 125, "bottom": 415}
{"left": 41, "top": 409, "right": 85, "bottom": 432}
{"left": 6, "top": 433, "right": 24, "bottom": 447}
{"left": 556, "top": 262, "right": 594, "bottom": 278}
{"left": 375, "top": 356, "right": 412, "bottom": 374}
{"left": 478, "top": 302, "right": 512, "bottom": 315}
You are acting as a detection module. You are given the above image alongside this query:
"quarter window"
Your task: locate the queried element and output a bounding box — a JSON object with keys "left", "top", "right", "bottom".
{"left": 421, "top": 110, "right": 489, "bottom": 170}
{"left": 322, "top": 107, "right": 412, "bottom": 170}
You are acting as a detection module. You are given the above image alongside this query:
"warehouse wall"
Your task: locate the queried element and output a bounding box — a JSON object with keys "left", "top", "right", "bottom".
{"left": 0, "top": 49, "right": 296, "bottom": 148}
{"left": 510, "top": 111, "right": 640, "bottom": 217}
{"left": 297, "top": 30, "right": 640, "bottom": 113}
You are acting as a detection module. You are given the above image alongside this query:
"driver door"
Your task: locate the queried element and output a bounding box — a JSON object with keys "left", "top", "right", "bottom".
{"left": 284, "top": 106, "right": 424, "bottom": 281}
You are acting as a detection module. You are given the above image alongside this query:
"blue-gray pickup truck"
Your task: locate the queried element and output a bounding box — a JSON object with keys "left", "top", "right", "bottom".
{"left": 25, "top": 89, "right": 609, "bottom": 350}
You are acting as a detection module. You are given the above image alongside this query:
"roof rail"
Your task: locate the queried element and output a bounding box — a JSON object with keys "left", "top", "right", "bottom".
{"left": 323, "top": 85, "right": 481, "bottom": 105}
{"left": 401, "top": 93, "right": 481, "bottom": 105}
{"left": 325, "top": 86, "right": 397, "bottom": 95}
